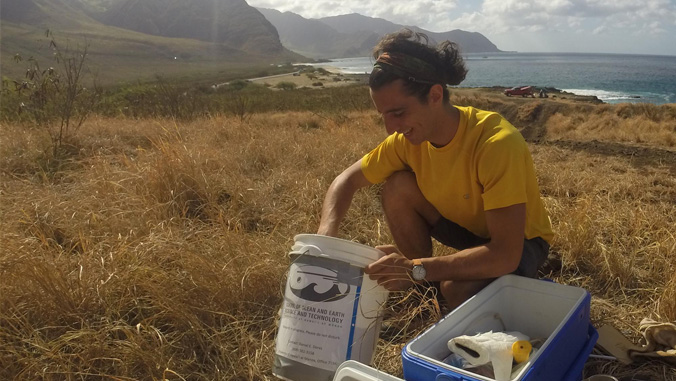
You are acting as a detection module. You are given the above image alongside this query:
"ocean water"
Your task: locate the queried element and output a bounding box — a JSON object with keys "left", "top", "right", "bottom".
{"left": 315, "top": 53, "right": 676, "bottom": 105}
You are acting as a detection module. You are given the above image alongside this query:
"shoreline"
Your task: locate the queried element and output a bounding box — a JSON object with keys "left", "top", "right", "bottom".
{"left": 299, "top": 58, "right": 675, "bottom": 105}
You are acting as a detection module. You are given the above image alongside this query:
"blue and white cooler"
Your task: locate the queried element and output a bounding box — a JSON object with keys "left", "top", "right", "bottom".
{"left": 402, "top": 275, "right": 598, "bottom": 381}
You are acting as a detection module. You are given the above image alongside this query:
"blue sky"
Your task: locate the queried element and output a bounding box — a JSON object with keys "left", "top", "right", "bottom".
{"left": 247, "top": 0, "right": 676, "bottom": 56}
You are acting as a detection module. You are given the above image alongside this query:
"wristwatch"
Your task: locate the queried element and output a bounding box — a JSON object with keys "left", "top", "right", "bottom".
{"left": 411, "top": 259, "right": 427, "bottom": 281}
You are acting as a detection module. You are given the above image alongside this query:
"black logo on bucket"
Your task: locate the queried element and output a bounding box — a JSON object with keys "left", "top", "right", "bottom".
{"left": 289, "top": 265, "right": 351, "bottom": 302}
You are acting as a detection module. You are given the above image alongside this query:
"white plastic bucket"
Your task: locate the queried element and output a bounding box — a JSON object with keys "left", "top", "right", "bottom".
{"left": 273, "top": 234, "right": 390, "bottom": 381}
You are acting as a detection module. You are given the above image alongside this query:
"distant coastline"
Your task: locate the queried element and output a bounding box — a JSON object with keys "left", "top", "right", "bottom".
{"left": 305, "top": 52, "right": 676, "bottom": 105}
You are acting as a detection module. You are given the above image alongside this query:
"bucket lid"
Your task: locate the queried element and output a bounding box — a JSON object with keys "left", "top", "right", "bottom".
{"left": 333, "top": 360, "right": 403, "bottom": 381}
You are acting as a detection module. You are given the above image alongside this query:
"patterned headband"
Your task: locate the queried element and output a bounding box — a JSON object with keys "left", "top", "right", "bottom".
{"left": 373, "top": 52, "right": 443, "bottom": 85}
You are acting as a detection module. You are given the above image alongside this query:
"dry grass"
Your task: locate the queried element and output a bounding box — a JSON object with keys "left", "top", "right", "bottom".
{"left": 546, "top": 103, "right": 676, "bottom": 147}
{"left": 1, "top": 93, "right": 675, "bottom": 380}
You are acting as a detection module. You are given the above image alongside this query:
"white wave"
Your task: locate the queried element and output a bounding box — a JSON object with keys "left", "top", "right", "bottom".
{"left": 563, "top": 89, "right": 661, "bottom": 103}
{"left": 562, "top": 88, "right": 637, "bottom": 101}
{"left": 563, "top": 89, "right": 675, "bottom": 104}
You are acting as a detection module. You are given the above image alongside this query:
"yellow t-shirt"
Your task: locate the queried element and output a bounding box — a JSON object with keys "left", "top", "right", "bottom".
{"left": 361, "top": 106, "right": 554, "bottom": 243}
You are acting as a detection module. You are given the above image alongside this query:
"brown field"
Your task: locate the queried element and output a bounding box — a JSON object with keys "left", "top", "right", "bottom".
{"left": 1, "top": 86, "right": 675, "bottom": 380}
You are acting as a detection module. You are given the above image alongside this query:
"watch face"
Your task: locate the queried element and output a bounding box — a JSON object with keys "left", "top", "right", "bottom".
{"left": 412, "top": 265, "right": 426, "bottom": 281}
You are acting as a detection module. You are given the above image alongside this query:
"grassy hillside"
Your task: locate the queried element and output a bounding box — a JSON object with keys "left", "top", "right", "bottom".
{"left": 0, "top": 0, "right": 303, "bottom": 86}
{"left": 0, "top": 84, "right": 675, "bottom": 379}
{"left": 1, "top": 22, "right": 302, "bottom": 86}
{"left": 97, "top": 0, "right": 283, "bottom": 54}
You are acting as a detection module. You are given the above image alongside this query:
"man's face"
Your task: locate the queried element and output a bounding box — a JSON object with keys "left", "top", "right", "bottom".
{"left": 370, "top": 80, "right": 435, "bottom": 146}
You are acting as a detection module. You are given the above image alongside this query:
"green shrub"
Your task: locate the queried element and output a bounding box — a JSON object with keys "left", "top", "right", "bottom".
{"left": 275, "top": 82, "right": 297, "bottom": 91}
{"left": 225, "top": 80, "right": 250, "bottom": 91}
{"left": 315, "top": 67, "right": 330, "bottom": 75}
{"left": 7, "top": 31, "right": 101, "bottom": 163}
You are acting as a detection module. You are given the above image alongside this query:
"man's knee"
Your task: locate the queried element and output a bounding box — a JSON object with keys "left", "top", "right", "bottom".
{"left": 381, "top": 171, "right": 439, "bottom": 223}
{"left": 439, "top": 279, "right": 494, "bottom": 310}
{"left": 381, "top": 170, "right": 417, "bottom": 201}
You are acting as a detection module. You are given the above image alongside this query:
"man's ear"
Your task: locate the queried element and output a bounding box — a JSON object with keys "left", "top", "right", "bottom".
{"left": 428, "top": 84, "right": 444, "bottom": 105}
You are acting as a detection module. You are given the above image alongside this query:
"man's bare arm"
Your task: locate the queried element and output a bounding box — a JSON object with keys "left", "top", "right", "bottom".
{"left": 317, "top": 160, "right": 372, "bottom": 237}
{"left": 365, "top": 203, "right": 527, "bottom": 289}
{"left": 420, "top": 203, "right": 527, "bottom": 281}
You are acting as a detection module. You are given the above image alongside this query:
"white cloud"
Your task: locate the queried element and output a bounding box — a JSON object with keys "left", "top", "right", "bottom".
{"left": 444, "top": 0, "right": 676, "bottom": 51}
{"left": 364, "top": 0, "right": 461, "bottom": 30}
{"left": 248, "top": 0, "right": 676, "bottom": 34}
{"left": 566, "top": 16, "right": 583, "bottom": 28}
{"left": 248, "top": 0, "right": 459, "bottom": 28}
{"left": 479, "top": 0, "right": 675, "bottom": 30}
{"left": 592, "top": 25, "right": 606, "bottom": 34}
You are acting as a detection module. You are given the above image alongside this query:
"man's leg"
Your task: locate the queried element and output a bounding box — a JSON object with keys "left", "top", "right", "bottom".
{"left": 381, "top": 171, "right": 492, "bottom": 310}
{"left": 381, "top": 171, "right": 550, "bottom": 311}
{"left": 380, "top": 171, "right": 441, "bottom": 259}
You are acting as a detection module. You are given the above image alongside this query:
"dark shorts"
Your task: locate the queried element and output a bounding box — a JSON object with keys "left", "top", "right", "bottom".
{"left": 430, "top": 216, "right": 550, "bottom": 278}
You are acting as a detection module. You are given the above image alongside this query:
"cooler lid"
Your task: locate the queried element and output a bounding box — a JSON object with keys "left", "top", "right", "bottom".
{"left": 333, "top": 360, "right": 404, "bottom": 381}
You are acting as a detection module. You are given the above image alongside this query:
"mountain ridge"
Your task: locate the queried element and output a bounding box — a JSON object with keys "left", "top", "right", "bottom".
{"left": 257, "top": 9, "right": 501, "bottom": 58}
{"left": 97, "top": 0, "right": 283, "bottom": 54}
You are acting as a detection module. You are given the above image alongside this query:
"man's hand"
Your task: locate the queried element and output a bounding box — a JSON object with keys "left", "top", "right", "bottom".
{"left": 364, "top": 245, "right": 415, "bottom": 291}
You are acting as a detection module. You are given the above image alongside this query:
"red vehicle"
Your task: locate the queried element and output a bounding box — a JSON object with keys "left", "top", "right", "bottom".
{"left": 504, "top": 86, "right": 535, "bottom": 97}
